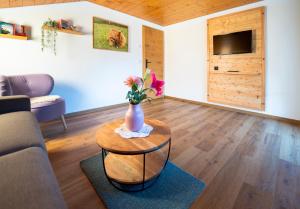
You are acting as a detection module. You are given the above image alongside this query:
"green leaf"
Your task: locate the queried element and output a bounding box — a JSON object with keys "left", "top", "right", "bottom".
{"left": 140, "top": 94, "right": 147, "bottom": 101}
{"left": 126, "top": 91, "right": 131, "bottom": 99}
{"left": 144, "top": 69, "right": 151, "bottom": 81}
{"left": 132, "top": 83, "right": 138, "bottom": 91}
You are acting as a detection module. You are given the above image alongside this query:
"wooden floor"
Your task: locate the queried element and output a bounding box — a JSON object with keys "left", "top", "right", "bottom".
{"left": 43, "top": 99, "right": 300, "bottom": 209}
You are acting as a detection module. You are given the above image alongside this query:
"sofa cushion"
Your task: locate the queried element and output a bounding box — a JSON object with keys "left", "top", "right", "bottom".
{"left": 0, "top": 75, "right": 12, "bottom": 96}
{"left": 0, "top": 111, "right": 45, "bottom": 156}
{"left": 0, "top": 147, "right": 67, "bottom": 209}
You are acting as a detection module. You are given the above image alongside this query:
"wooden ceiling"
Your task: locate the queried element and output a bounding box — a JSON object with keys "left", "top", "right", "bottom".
{"left": 0, "top": 0, "right": 261, "bottom": 25}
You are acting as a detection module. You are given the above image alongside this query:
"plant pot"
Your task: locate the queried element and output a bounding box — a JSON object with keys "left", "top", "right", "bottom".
{"left": 125, "top": 103, "right": 144, "bottom": 132}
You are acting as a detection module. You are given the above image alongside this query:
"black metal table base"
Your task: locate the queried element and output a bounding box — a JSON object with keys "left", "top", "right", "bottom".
{"left": 101, "top": 139, "right": 171, "bottom": 192}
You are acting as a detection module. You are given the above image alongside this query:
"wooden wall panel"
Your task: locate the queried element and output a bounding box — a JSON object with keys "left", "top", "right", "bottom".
{"left": 0, "top": 0, "right": 81, "bottom": 8}
{"left": 207, "top": 7, "right": 265, "bottom": 110}
{"left": 209, "top": 73, "right": 263, "bottom": 109}
{"left": 0, "top": 0, "right": 261, "bottom": 26}
{"left": 90, "top": 0, "right": 261, "bottom": 26}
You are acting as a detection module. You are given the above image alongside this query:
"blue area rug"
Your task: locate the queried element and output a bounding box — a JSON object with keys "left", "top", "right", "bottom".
{"left": 80, "top": 154, "right": 206, "bottom": 209}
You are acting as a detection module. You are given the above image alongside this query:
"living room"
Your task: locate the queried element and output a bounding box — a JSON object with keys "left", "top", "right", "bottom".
{"left": 0, "top": 0, "right": 299, "bottom": 209}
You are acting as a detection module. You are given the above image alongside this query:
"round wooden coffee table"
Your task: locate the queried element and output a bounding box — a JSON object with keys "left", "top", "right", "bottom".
{"left": 96, "top": 118, "right": 171, "bottom": 192}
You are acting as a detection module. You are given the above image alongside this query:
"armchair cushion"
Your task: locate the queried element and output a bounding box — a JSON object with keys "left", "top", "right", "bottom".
{"left": 31, "top": 96, "right": 65, "bottom": 122}
{"left": 7, "top": 74, "right": 54, "bottom": 97}
{"left": 0, "top": 75, "right": 12, "bottom": 96}
{"left": 30, "top": 95, "right": 61, "bottom": 107}
{"left": 0, "top": 95, "right": 31, "bottom": 115}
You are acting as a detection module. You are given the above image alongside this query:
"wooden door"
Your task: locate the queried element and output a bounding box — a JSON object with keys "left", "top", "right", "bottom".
{"left": 142, "top": 26, "right": 164, "bottom": 98}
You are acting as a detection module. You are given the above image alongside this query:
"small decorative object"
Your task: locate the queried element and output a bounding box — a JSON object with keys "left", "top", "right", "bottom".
{"left": 14, "top": 25, "right": 28, "bottom": 36}
{"left": 0, "top": 22, "right": 14, "bottom": 35}
{"left": 70, "top": 25, "right": 78, "bottom": 31}
{"left": 115, "top": 123, "right": 154, "bottom": 139}
{"left": 59, "top": 19, "right": 70, "bottom": 29}
{"left": 59, "top": 19, "right": 79, "bottom": 32}
{"left": 124, "top": 69, "right": 165, "bottom": 132}
{"left": 93, "top": 17, "right": 128, "bottom": 52}
{"left": 41, "top": 18, "right": 59, "bottom": 55}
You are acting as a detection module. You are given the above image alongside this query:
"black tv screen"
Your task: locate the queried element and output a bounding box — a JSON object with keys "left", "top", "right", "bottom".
{"left": 213, "top": 30, "right": 252, "bottom": 55}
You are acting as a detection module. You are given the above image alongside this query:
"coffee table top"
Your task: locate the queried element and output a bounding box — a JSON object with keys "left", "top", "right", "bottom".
{"left": 96, "top": 118, "right": 171, "bottom": 155}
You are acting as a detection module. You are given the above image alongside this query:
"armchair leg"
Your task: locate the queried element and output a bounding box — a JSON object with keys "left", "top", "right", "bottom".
{"left": 61, "top": 115, "right": 68, "bottom": 130}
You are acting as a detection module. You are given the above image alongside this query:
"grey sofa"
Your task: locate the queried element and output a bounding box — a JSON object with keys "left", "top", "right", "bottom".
{"left": 0, "top": 95, "right": 68, "bottom": 209}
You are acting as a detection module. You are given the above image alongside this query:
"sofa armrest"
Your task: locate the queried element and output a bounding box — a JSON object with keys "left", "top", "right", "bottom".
{"left": 0, "top": 95, "right": 31, "bottom": 115}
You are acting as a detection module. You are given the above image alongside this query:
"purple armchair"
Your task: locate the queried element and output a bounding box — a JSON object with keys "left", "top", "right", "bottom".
{"left": 0, "top": 74, "right": 67, "bottom": 129}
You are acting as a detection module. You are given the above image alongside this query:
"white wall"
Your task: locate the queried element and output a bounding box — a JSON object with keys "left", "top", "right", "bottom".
{"left": 165, "top": 0, "right": 300, "bottom": 120}
{"left": 1, "top": 0, "right": 300, "bottom": 120}
{"left": 0, "top": 2, "right": 162, "bottom": 113}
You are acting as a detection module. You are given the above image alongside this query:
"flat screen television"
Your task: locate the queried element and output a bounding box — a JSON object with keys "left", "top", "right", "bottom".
{"left": 213, "top": 30, "right": 252, "bottom": 55}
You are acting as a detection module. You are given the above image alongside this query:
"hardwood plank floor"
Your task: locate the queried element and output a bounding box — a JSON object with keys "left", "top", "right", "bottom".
{"left": 43, "top": 99, "right": 300, "bottom": 209}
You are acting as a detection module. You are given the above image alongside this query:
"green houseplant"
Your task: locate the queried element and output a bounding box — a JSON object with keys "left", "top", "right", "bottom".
{"left": 41, "top": 18, "right": 59, "bottom": 55}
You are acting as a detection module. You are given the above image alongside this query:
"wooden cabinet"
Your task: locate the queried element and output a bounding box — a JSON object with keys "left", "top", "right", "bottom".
{"left": 207, "top": 7, "right": 265, "bottom": 110}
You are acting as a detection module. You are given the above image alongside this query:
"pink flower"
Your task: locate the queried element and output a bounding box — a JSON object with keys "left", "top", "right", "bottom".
{"left": 124, "top": 76, "right": 142, "bottom": 87}
{"left": 150, "top": 71, "right": 165, "bottom": 96}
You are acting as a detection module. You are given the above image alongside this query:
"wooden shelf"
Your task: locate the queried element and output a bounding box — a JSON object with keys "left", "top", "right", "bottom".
{"left": 0, "top": 34, "right": 29, "bottom": 40}
{"left": 104, "top": 152, "right": 165, "bottom": 184}
{"left": 42, "top": 25, "right": 83, "bottom": 35}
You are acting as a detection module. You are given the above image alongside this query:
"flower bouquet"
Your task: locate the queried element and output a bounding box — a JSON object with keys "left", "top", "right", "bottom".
{"left": 124, "top": 69, "right": 164, "bottom": 131}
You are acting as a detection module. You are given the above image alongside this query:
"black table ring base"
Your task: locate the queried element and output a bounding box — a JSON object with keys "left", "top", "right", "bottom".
{"left": 101, "top": 139, "right": 171, "bottom": 192}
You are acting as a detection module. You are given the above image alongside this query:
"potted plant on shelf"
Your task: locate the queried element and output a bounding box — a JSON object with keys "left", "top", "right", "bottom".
{"left": 41, "top": 18, "right": 59, "bottom": 55}
{"left": 124, "top": 69, "right": 164, "bottom": 132}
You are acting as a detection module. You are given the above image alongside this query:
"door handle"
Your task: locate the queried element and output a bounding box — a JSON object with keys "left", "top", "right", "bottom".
{"left": 146, "top": 59, "right": 151, "bottom": 68}
{"left": 227, "top": 70, "right": 240, "bottom": 73}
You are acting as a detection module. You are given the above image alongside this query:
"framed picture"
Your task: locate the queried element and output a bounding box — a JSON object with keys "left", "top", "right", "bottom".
{"left": 93, "top": 17, "right": 128, "bottom": 52}
{"left": 0, "top": 22, "right": 14, "bottom": 35}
